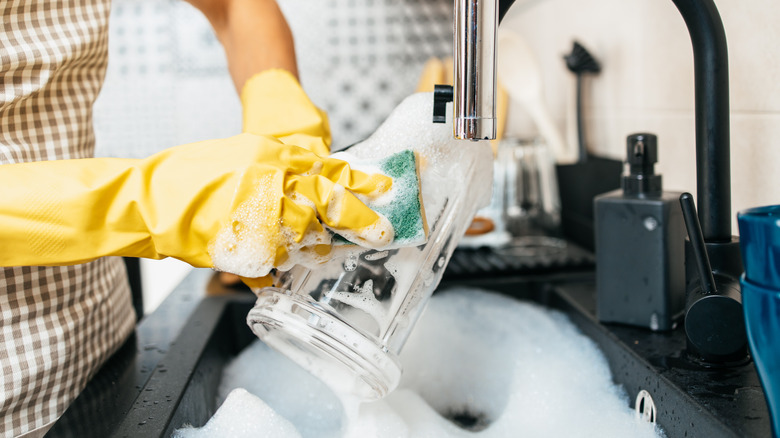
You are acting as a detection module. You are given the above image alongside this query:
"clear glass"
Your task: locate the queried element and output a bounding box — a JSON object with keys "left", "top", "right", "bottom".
{"left": 494, "top": 137, "right": 566, "bottom": 258}
{"left": 247, "top": 94, "right": 494, "bottom": 400}
{"left": 498, "top": 137, "right": 560, "bottom": 236}
{"left": 459, "top": 153, "right": 512, "bottom": 249}
{"left": 459, "top": 137, "right": 562, "bottom": 249}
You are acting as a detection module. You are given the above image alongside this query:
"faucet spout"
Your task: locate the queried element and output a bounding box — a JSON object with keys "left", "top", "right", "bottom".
{"left": 453, "top": 0, "right": 498, "bottom": 141}
{"left": 452, "top": 0, "right": 515, "bottom": 141}
{"left": 671, "top": 0, "right": 731, "bottom": 241}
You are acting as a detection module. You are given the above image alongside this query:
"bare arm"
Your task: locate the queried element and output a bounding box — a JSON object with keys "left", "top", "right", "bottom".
{"left": 186, "top": 0, "right": 298, "bottom": 92}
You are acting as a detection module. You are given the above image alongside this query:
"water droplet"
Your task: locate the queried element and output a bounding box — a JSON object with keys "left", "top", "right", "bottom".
{"left": 344, "top": 255, "right": 358, "bottom": 271}
{"left": 643, "top": 216, "right": 658, "bottom": 231}
{"left": 649, "top": 313, "right": 660, "bottom": 331}
{"left": 365, "top": 250, "right": 389, "bottom": 261}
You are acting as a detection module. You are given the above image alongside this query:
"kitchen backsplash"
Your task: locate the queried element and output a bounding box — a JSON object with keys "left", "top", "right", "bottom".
{"left": 501, "top": 0, "right": 780, "bottom": 233}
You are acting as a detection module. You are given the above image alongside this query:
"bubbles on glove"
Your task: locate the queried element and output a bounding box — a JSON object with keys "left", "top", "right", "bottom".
{"left": 209, "top": 176, "right": 280, "bottom": 278}
{"left": 303, "top": 160, "right": 324, "bottom": 176}
{"left": 209, "top": 173, "right": 395, "bottom": 279}
{"left": 210, "top": 175, "right": 327, "bottom": 278}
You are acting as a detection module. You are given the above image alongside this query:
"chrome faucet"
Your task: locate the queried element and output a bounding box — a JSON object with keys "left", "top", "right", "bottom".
{"left": 452, "top": 0, "right": 515, "bottom": 141}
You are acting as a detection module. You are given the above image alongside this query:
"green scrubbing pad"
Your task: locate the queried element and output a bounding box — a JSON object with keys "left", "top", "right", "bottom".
{"left": 373, "top": 149, "right": 428, "bottom": 246}
{"left": 334, "top": 149, "right": 428, "bottom": 247}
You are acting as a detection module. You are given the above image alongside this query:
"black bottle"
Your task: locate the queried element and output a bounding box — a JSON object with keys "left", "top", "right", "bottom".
{"left": 594, "top": 133, "right": 685, "bottom": 331}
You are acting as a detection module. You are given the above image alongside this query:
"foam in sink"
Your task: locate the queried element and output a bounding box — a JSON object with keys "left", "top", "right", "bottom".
{"left": 173, "top": 288, "right": 665, "bottom": 438}
{"left": 171, "top": 388, "right": 301, "bottom": 438}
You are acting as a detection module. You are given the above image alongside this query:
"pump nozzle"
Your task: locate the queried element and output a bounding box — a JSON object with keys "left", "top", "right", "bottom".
{"left": 622, "top": 133, "right": 662, "bottom": 196}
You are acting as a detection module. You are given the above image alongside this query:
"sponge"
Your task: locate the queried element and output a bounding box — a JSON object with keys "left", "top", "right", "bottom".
{"left": 332, "top": 149, "right": 428, "bottom": 248}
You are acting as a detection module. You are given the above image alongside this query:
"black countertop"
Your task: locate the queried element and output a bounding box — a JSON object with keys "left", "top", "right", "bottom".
{"left": 48, "top": 269, "right": 218, "bottom": 437}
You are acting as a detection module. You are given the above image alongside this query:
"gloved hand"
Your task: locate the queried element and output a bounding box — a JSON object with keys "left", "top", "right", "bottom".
{"left": 0, "top": 134, "right": 393, "bottom": 276}
{"left": 0, "top": 70, "right": 394, "bottom": 277}
{"left": 241, "top": 69, "right": 332, "bottom": 156}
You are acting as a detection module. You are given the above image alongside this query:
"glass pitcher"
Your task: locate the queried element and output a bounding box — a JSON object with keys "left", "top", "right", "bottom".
{"left": 247, "top": 93, "right": 493, "bottom": 400}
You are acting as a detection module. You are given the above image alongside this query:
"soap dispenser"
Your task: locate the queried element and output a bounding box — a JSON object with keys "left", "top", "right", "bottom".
{"left": 594, "top": 133, "right": 686, "bottom": 331}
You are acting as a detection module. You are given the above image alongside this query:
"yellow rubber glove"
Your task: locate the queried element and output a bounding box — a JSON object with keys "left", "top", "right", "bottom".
{"left": 242, "top": 70, "right": 332, "bottom": 156}
{"left": 238, "top": 69, "right": 331, "bottom": 284}
{"left": 0, "top": 134, "right": 393, "bottom": 277}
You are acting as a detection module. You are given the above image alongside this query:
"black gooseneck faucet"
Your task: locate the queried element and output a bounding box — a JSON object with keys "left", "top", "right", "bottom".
{"left": 671, "top": 0, "right": 746, "bottom": 364}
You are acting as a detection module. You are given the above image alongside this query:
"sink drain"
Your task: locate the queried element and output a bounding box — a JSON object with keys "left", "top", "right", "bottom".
{"left": 635, "top": 390, "right": 657, "bottom": 424}
{"left": 445, "top": 409, "right": 491, "bottom": 432}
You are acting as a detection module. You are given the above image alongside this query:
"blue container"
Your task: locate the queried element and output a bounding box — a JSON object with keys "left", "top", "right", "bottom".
{"left": 738, "top": 205, "right": 780, "bottom": 289}
{"left": 740, "top": 276, "right": 780, "bottom": 438}
{"left": 739, "top": 205, "right": 780, "bottom": 438}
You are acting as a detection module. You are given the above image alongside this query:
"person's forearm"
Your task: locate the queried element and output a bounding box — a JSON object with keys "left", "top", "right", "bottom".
{"left": 187, "top": 0, "right": 298, "bottom": 92}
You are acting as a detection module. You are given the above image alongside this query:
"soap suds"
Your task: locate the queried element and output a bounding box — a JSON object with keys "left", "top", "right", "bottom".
{"left": 262, "top": 93, "right": 494, "bottom": 346}
{"left": 329, "top": 279, "right": 389, "bottom": 324}
{"left": 332, "top": 150, "right": 428, "bottom": 247}
{"left": 176, "top": 288, "right": 665, "bottom": 438}
{"left": 171, "top": 388, "right": 301, "bottom": 438}
{"left": 208, "top": 175, "right": 283, "bottom": 278}
{"left": 208, "top": 170, "right": 395, "bottom": 278}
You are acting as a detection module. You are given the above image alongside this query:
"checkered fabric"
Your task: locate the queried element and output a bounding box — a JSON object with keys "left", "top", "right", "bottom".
{"left": 0, "top": 1, "right": 136, "bottom": 436}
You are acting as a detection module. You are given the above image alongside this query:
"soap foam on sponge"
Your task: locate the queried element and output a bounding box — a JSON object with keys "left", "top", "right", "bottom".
{"left": 332, "top": 149, "right": 428, "bottom": 249}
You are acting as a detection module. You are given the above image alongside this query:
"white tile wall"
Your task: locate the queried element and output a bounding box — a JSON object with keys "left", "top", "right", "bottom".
{"left": 501, "top": 0, "right": 780, "bottom": 233}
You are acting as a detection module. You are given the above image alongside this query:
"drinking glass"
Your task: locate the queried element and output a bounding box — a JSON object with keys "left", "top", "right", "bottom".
{"left": 247, "top": 94, "right": 494, "bottom": 400}
{"left": 495, "top": 137, "right": 565, "bottom": 257}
